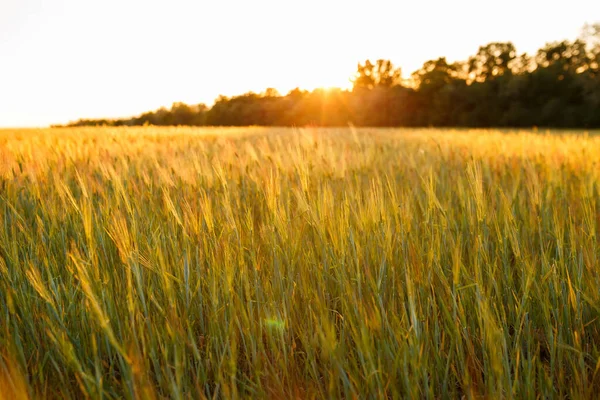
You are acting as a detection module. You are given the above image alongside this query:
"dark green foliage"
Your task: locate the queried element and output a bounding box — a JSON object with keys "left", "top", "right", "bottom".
{"left": 62, "top": 27, "right": 600, "bottom": 129}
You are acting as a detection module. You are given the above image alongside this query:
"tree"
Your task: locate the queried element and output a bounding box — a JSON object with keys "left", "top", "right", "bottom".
{"left": 170, "top": 102, "right": 195, "bottom": 125}
{"left": 468, "top": 42, "right": 517, "bottom": 81}
{"left": 412, "top": 58, "right": 460, "bottom": 92}
{"left": 352, "top": 59, "right": 401, "bottom": 89}
{"left": 535, "top": 40, "right": 589, "bottom": 71}
{"left": 62, "top": 23, "right": 600, "bottom": 129}
{"left": 262, "top": 87, "right": 280, "bottom": 97}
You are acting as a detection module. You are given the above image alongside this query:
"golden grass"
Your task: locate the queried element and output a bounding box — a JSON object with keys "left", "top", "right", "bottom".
{"left": 1, "top": 126, "right": 600, "bottom": 398}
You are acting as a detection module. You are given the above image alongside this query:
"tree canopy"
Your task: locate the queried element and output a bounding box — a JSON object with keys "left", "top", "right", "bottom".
{"left": 62, "top": 24, "right": 600, "bottom": 129}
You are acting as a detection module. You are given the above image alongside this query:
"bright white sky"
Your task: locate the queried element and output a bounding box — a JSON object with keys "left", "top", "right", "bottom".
{"left": 1, "top": 0, "right": 598, "bottom": 127}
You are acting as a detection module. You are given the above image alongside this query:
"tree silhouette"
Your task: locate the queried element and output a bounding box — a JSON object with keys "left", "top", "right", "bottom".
{"left": 468, "top": 42, "right": 517, "bottom": 81}
{"left": 352, "top": 59, "right": 401, "bottom": 89}
{"left": 62, "top": 24, "right": 600, "bottom": 130}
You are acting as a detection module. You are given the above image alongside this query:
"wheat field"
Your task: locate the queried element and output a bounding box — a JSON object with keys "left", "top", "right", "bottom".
{"left": 1, "top": 127, "right": 600, "bottom": 399}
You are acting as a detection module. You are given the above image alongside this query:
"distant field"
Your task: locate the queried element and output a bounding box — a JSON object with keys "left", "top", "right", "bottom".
{"left": 2, "top": 127, "right": 600, "bottom": 399}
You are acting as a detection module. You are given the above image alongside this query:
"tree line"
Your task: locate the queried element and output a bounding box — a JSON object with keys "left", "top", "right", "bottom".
{"left": 63, "top": 24, "right": 600, "bottom": 128}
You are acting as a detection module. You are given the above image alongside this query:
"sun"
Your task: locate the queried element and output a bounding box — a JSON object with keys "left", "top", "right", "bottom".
{"left": 299, "top": 75, "right": 354, "bottom": 93}
{"left": 321, "top": 85, "right": 345, "bottom": 92}
{"left": 270, "top": 61, "right": 355, "bottom": 95}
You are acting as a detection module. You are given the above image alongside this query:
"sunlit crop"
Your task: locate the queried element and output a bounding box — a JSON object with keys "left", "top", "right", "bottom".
{"left": 1, "top": 127, "right": 600, "bottom": 398}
